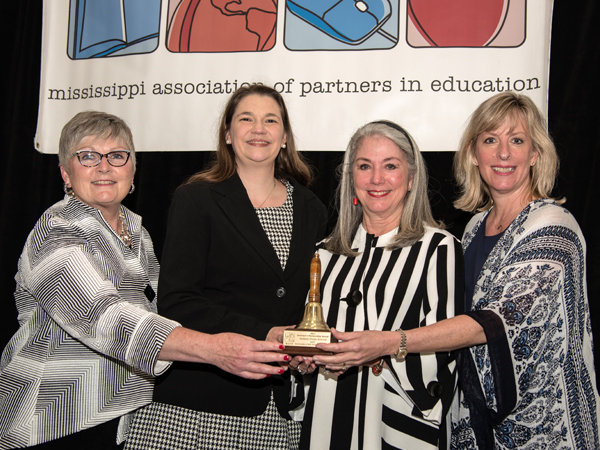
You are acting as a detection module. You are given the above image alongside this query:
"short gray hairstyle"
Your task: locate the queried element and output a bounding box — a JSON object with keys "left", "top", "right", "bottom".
{"left": 58, "top": 111, "right": 136, "bottom": 172}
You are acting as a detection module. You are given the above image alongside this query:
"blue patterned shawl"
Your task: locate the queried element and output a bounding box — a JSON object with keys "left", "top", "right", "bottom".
{"left": 450, "top": 199, "right": 600, "bottom": 449}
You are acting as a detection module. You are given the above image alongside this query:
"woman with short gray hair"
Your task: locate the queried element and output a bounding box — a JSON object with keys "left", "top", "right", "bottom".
{"left": 0, "top": 110, "right": 290, "bottom": 450}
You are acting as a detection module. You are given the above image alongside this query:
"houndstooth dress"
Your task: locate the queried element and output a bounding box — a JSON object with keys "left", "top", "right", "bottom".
{"left": 124, "top": 180, "right": 302, "bottom": 450}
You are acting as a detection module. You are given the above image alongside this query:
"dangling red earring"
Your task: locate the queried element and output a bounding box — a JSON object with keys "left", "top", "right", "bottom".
{"left": 353, "top": 197, "right": 358, "bottom": 206}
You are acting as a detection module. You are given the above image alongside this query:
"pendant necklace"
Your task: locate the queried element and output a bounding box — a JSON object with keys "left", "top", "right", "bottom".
{"left": 119, "top": 211, "right": 132, "bottom": 248}
{"left": 257, "top": 179, "right": 277, "bottom": 208}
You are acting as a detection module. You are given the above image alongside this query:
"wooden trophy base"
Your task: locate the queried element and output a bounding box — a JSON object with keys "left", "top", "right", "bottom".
{"left": 282, "top": 328, "right": 337, "bottom": 356}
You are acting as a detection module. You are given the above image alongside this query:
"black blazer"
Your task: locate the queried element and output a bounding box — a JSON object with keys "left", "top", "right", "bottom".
{"left": 154, "top": 173, "right": 328, "bottom": 418}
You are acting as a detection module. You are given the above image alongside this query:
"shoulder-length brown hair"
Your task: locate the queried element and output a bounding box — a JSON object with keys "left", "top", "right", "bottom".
{"left": 453, "top": 91, "right": 561, "bottom": 212}
{"left": 186, "top": 84, "right": 312, "bottom": 186}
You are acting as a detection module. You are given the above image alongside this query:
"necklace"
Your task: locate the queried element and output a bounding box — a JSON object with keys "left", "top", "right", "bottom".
{"left": 257, "top": 179, "right": 277, "bottom": 208}
{"left": 119, "top": 211, "right": 132, "bottom": 248}
{"left": 493, "top": 200, "right": 531, "bottom": 232}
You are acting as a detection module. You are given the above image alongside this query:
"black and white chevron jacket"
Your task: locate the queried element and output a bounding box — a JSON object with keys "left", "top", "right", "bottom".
{"left": 0, "top": 196, "right": 179, "bottom": 448}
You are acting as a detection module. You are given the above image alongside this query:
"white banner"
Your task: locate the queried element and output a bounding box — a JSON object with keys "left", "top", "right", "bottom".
{"left": 36, "top": 0, "right": 552, "bottom": 153}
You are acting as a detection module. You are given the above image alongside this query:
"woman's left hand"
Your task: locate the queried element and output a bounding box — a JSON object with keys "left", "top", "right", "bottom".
{"left": 266, "top": 325, "right": 298, "bottom": 367}
{"left": 265, "top": 325, "right": 295, "bottom": 344}
{"left": 289, "top": 355, "right": 318, "bottom": 375}
{"left": 312, "top": 328, "right": 399, "bottom": 372}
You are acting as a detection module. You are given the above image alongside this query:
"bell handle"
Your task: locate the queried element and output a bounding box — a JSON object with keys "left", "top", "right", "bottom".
{"left": 308, "top": 252, "right": 321, "bottom": 303}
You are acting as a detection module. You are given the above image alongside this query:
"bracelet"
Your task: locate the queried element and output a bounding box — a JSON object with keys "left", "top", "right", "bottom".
{"left": 394, "top": 328, "right": 407, "bottom": 360}
{"left": 373, "top": 329, "right": 407, "bottom": 376}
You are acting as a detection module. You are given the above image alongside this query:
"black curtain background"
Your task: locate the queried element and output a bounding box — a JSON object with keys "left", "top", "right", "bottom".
{"left": 1, "top": 2, "right": 599, "bottom": 383}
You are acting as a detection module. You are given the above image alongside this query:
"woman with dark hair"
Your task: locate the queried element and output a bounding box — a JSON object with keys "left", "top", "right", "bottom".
{"left": 125, "top": 84, "right": 327, "bottom": 449}
{"left": 297, "top": 121, "right": 463, "bottom": 449}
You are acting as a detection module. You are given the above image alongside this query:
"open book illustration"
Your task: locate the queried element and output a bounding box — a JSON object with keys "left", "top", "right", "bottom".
{"left": 68, "top": 0, "right": 161, "bottom": 59}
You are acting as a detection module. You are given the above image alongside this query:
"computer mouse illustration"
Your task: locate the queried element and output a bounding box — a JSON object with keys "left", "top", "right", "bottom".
{"left": 286, "top": 0, "right": 393, "bottom": 45}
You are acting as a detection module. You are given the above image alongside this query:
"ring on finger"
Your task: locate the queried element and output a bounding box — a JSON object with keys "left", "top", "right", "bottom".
{"left": 342, "top": 362, "right": 346, "bottom": 371}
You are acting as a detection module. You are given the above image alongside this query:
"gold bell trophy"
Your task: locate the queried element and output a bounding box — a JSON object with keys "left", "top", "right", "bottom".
{"left": 283, "top": 252, "right": 336, "bottom": 355}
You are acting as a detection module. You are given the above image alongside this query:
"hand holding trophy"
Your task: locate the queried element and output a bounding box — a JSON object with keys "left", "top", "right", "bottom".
{"left": 283, "top": 253, "right": 336, "bottom": 355}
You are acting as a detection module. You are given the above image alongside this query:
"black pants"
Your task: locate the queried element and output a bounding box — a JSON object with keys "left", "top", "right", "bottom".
{"left": 26, "top": 417, "right": 124, "bottom": 450}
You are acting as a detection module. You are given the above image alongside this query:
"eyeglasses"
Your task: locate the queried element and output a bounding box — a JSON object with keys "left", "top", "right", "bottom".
{"left": 74, "top": 150, "right": 131, "bottom": 167}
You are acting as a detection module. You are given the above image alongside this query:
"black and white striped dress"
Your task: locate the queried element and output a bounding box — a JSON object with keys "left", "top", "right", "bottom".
{"left": 300, "top": 225, "right": 464, "bottom": 450}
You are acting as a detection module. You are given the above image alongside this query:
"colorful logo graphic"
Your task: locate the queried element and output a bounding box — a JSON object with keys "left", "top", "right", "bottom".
{"left": 407, "top": 0, "right": 526, "bottom": 48}
{"left": 67, "top": 0, "right": 162, "bottom": 59}
{"left": 65, "top": 0, "right": 527, "bottom": 58}
{"left": 166, "top": 0, "right": 278, "bottom": 52}
{"left": 284, "top": 0, "right": 399, "bottom": 50}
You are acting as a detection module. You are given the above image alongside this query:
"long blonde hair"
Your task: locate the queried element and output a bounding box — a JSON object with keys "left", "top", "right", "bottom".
{"left": 453, "top": 91, "right": 561, "bottom": 212}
